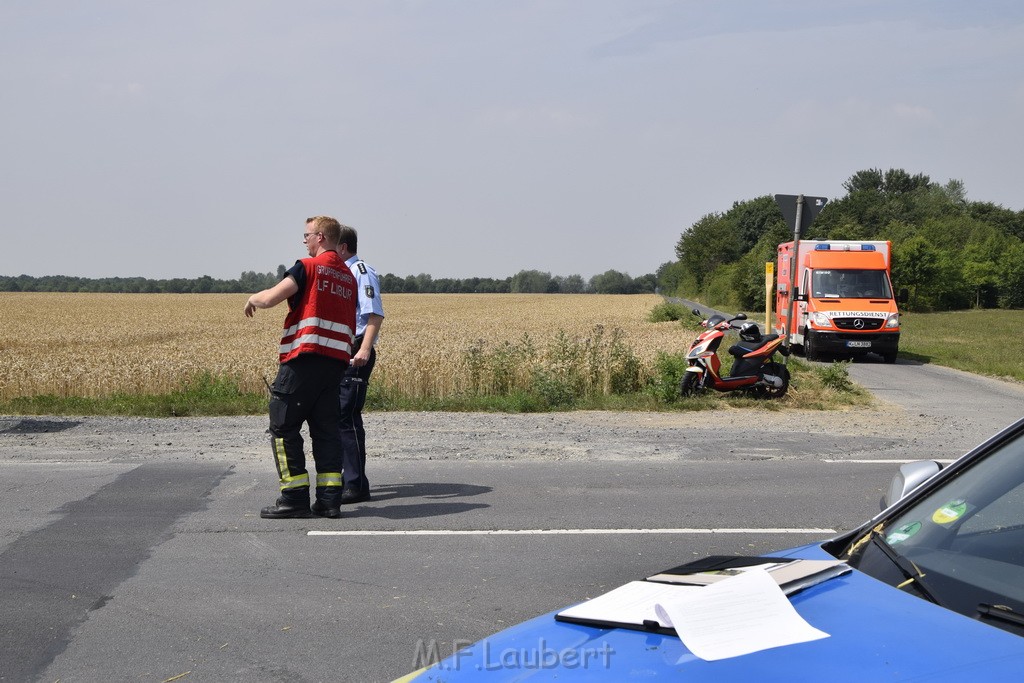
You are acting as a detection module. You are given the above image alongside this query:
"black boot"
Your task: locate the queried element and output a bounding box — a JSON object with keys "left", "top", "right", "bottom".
{"left": 260, "top": 489, "right": 313, "bottom": 519}
{"left": 312, "top": 486, "right": 343, "bottom": 519}
{"left": 340, "top": 486, "right": 371, "bottom": 504}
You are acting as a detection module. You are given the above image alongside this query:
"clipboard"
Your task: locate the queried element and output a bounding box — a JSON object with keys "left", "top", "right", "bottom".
{"left": 554, "top": 555, "right": 850, "bottom": 636}
{"left": 646, "top": 555, "right": 850, "bottom": 596}
{"left": 554, "top": 581, "right": 697, "bottom": 635}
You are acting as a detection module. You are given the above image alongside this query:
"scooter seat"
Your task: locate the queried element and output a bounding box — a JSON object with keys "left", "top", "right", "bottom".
{"left": 728, "top": 334, "right": 779, "bottom": 357}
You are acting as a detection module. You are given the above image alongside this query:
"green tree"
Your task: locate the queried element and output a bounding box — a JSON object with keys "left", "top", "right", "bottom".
{"left": 724, "top": 195, "right": 787, "bottom": 253}
{"left": 555, "top": 274, "right": 586, "bottom": 293}
{"left": 969, "top": 202, "right": 1024, "bottom": 241}
{"left": 675, "top": 212, "right": 742, "bottom": 289}
{"left": 882, "top": 168, "right": 930, "bottom": 196}
{"left": 510, "top": 270, "right": 555, "bottom": 293}
{"left": 195, "top": 275, "right": 214, "bottom": 293}
{"left": 589, "top": 270, "right": 635, "bottom": 294}
{"left": 380, "top": 273, "right": 404, "bottom": 292}
{"left": 842, "top": 168, "right": 885, "bottom": 193}
{"left": 998, "top": 242, "right": 1024, "bottom": 308}
{"left": 891, "top": 235, "right": 940, "bottom": 310}
{"left": 655, "top": 260, "right": 686, "bottom": 295}
{"left": 732, "top": 235, "right": 778, "bottom": 310}
{"left": 961, "top": 229, "right": 1009, "bottom": 308}
{"left": 413, "top": 273, "right": 434, "bottom": 292}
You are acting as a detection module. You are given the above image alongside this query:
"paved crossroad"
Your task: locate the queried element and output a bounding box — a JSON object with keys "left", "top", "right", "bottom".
{"left": 1, "top": 359, "right": 1022, "bottom": 681}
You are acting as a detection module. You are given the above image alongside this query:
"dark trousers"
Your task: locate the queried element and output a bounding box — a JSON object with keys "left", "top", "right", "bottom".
{"left": 268, "top": 354, "right": 345, "bottom": 496}
{"left": 340, "top": 345, "right": 375, "bottom": 492}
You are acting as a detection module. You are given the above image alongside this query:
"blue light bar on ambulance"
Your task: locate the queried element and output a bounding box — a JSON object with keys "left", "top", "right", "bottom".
{"left": 813, "top": 243, "right": 877, "bottom": 251}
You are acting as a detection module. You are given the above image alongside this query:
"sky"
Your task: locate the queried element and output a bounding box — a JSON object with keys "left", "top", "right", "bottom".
{"left": 2, "top": 1, "right": 1023, "bottom": 281}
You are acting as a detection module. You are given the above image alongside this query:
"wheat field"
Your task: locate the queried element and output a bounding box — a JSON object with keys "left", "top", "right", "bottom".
{"left": 0, "top": 292, "right": 688, "bottom": 400}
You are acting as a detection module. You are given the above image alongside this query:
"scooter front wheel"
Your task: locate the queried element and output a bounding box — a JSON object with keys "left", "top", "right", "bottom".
{"left": 679, "top": 371, "right": 698, "bottom": 397}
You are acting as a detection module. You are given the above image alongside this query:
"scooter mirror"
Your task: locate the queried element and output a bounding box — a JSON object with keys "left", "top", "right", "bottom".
{"left": 734, "top": 313, "right": 747, "bottom": 320}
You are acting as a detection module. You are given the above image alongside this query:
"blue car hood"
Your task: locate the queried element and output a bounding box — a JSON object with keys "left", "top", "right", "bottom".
{"left": 411, "top": 545, "right": 1024, "bottom": 682}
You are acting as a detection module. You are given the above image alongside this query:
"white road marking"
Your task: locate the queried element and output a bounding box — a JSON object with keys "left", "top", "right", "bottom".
{"left": 308, "top": 528, "right": 836, "bottom": 537}
{"left": 823, "top": 459, "right": 957, "bottom": 464}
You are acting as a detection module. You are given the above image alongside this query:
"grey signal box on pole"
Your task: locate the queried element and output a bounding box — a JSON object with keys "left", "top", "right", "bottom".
{"left": 774, "top": 194, "right": 828, "bottom": 234}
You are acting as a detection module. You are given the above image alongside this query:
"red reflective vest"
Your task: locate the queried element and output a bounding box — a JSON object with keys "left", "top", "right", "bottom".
{"left": 279, "top": 251, "right": 357, "bottom": 364}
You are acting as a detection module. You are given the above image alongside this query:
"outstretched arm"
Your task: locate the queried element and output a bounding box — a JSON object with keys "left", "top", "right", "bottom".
{"left": 244, "top": 277, "right": 299, "bottom": 317}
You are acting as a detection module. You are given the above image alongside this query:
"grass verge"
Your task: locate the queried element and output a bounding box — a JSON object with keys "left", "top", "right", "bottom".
{"left": 0, "top": 356, "right": 865, "bottom": 416}
{"left": 898, "top": 309, "right": 1024, "bottom": 382}
{"left": 0, "top": 373, "right": 267, "bottom": 417}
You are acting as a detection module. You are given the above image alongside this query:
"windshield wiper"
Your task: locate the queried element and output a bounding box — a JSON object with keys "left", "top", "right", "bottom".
{"left": 978, "top": 603, "right": 1024, "bottom": 628}
{"left": 868, "top": 530, "right": 944, "bottom": 607}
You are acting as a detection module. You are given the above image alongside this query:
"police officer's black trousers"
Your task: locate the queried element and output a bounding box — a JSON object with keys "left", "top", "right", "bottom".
{"left": 269, "top": 354, "right": 345, "bottom": 499}
{"left": 339, "top": 345, "right": 375, "bottom": 493}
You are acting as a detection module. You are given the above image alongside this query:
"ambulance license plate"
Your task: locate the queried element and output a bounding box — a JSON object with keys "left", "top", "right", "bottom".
{"left": 847, "top": 341, "right": 871, "bottom": 348}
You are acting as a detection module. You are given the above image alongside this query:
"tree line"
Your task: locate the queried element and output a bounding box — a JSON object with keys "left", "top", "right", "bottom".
{"left": 379, "top": 269, "right": 657, "bottom": 294}
{"left": 662, "top": 168, "right": 1024, "bottom": 311}
{"left": 0, "top": 269, "right": 288, "bottom": 294}
{"left": 1, "top": 267, "right": 658, "bottom": 295}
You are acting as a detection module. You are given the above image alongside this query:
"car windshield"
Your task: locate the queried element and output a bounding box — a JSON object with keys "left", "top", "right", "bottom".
{"left": 842, "top": 427, "right": 1024, "bottom": 635}
{"left": 812, "top": 269, "right": 892, "bottom": 299}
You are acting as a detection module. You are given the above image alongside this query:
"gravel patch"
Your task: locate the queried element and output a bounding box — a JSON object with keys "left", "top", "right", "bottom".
{"left": 0, "top": 404, "right": 928, "bottom": 464}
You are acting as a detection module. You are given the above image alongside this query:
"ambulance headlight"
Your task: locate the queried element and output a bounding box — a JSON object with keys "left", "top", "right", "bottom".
{"left": 811, "top": 312, "right": 831, "bottom": 328}
{"left": 885, "top": 313, "right": 900, "bottom": 328}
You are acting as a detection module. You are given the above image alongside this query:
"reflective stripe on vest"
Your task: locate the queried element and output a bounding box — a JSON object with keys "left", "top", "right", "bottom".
{"left": 279, "top": 333, "right": 352, "bottom": 356}
{"left": 279, "top": 320, "right": 355, "bottom": 357}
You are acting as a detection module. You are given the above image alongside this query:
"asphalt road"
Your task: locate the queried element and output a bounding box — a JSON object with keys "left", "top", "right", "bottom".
{"left": 1, "top": 361, "right": 1023, "bottom": 682}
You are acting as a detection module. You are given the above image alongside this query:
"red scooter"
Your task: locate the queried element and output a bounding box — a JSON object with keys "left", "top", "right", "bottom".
{"left": 679, "top": 309, "right": 790, "bottom": 399}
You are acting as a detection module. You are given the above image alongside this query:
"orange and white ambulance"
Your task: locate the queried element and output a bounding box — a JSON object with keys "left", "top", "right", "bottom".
{"left": 774, "top": 240, "right": 906, "bottom": 363}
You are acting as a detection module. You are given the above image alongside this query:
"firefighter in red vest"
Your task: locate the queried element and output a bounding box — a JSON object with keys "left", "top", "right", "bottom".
{"left": 244, "top": 215, "right": 358, "bottom": 519}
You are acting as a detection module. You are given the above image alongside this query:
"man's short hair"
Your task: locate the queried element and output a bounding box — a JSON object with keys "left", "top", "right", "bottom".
{"left": 306, "top": 215, "right": 342, "bottom": 244}
{"left": 338, "top": 224, "right": 358, "bottom": 254}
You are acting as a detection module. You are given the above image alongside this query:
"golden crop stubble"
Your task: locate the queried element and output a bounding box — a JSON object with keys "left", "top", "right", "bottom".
{"left": 375, "top": 293, "right": 687, "bottom": 397}
{"left": 0, "top": 292, "right": 689, "bottom": 401}
{"left": 0, "top": 292, "right": 282, "bottom": 400}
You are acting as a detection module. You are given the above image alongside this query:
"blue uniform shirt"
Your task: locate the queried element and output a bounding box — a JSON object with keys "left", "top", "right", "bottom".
{"left": 345, "top": 254, "right": 385, "bottom": 338}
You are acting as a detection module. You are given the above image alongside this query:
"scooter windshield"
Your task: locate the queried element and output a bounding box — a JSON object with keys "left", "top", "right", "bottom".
{"left": 705, "top": 315, "right": 727, "bottom": 327}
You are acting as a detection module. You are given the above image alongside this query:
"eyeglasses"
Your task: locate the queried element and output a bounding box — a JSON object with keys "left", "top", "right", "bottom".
{"left": 302, "top": 232, "right": 319, "bottom": 242}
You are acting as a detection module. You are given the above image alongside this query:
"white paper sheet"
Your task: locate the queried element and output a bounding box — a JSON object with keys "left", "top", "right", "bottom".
{"left": 654, "top": 567, "right": 829, "bottom": 661}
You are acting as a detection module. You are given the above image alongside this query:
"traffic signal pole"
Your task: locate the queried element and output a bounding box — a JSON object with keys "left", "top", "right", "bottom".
{"left": 782, "top": 194, "right": 804, "bottom": 364}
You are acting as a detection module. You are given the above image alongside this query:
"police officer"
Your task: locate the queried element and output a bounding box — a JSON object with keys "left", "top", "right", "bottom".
{"left": 335, "top": 224, "right": 384, "bottom": 504}
{"left": 244, "top": 216, "right": 357, "bottom": 519}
